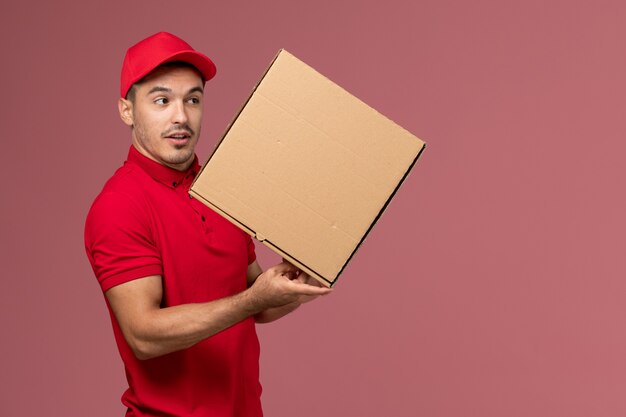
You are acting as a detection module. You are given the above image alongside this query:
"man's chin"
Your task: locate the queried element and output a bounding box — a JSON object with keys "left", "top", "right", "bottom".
{"left": 164, "top": 150, "right": 194, "bottom": 169}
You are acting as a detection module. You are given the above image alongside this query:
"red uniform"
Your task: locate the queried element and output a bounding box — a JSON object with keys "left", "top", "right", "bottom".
{"left": 85, "top": 146, "right": 262, "bottom": 416}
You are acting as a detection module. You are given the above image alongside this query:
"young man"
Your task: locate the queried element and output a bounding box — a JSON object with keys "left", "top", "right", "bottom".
{"left": 85, "top": 32, "right": 331, "bottom": 417}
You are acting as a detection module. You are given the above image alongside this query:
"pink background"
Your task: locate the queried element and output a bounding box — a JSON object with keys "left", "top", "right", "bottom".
{"left": 2, "top": 1, "right": 626, "bottom": 416}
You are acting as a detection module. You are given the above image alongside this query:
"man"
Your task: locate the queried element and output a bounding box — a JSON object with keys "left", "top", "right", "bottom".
{"left": 85, "top": 32, "right": 331, "bottom": 417}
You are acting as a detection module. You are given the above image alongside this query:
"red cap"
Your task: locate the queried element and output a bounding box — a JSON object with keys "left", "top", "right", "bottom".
{"left": 120, "top": 32, "right": 217, "bottom": 98}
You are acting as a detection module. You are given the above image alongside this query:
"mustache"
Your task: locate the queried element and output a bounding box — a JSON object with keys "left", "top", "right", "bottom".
{"left": 162, "top": 125, "right": 195, "bottom": 137}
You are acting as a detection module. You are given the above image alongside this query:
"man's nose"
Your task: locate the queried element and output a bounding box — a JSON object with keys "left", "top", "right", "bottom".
{"left": 171, "top": 100, "right": 189, "bottom": 124}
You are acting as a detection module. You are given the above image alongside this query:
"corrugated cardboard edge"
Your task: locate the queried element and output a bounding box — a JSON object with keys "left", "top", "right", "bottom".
{"left": 190, "top": 49, "right": 426, "bottom": 288}
{"left": 332, "top": 143, "right": 426, "bottom": 287}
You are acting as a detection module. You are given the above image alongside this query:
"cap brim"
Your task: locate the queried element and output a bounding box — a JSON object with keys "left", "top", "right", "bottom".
{"left": 160, "top": 50, "right": 217, "bottom": 82}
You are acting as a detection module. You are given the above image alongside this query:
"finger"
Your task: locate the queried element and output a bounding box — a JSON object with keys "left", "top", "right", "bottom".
{"left": 277, "top": 261, "right": 304, "bottom": 280}
{"left": 283, "top": 270, "right": 298, "bottom": 280}
{"left": 304, "top": 275, "right": 323, "bottom": 287}
{"left": 288, "top": 280, "right": 332, "bottom": 295}
{"left": 293, "top": 272, "right": 322, "bottom": 287}
{"left": 272, "top": 262, "right": 299, "bottom": 275}
{"left": 294, "top": 275, "right": 322, "bottom": 289}
{"left": 280, "top": 259, "right": 302, "bottom": 273}
{"left": 293, "top": 273, "right": 309, "bottom": 284}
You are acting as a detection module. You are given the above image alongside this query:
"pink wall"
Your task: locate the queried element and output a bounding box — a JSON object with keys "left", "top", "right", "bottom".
{"left": 2, "top": 1, "right": 626, "bottom": 416}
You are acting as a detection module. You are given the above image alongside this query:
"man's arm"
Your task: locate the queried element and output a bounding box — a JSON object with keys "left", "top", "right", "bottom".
{"left": 106, "top": 261, "right": 331, "bottom": 360}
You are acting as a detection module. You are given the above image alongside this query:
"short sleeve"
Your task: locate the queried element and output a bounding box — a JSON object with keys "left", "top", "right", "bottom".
{"left": 85, "top": 191, "right": 162, "bottom": 293}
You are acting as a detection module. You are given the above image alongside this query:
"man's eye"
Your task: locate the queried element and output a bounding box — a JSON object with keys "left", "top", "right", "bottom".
{"left": 154, "top": 98, "right": 168, "bottom": 105}
{"left": 187, "top": 97, "right": 201, "bottom": 104}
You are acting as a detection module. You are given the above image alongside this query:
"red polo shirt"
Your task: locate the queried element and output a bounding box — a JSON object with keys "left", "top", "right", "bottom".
{"left": 85, "top": 146, "right": 262, "bottom": 417}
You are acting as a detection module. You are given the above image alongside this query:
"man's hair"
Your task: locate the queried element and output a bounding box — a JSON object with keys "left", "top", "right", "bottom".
{"left": 126, "top": 61, "right": 203, "bottom": 102}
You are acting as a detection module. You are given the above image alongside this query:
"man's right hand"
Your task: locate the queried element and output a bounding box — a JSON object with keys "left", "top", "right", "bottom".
{"left": 247, "top": 261, "right": 332, "bottom": 312}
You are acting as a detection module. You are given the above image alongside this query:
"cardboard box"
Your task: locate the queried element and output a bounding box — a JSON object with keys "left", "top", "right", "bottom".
{"left": 190, "top": 50, "right": 425, "bottom": 287}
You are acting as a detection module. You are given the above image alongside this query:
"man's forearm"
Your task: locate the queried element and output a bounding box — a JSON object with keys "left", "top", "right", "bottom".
{"left": 124, "top": 289, "right": 262, "bottom": 360}
{"left": 109, "top": 263, "right": 331, "bottom": 360}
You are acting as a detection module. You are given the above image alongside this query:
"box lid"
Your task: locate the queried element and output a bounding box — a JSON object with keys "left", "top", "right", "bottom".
{"left": 190, "top": 50, "right": 425, "bottom": 287}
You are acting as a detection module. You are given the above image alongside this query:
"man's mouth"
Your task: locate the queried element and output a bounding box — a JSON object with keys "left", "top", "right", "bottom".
{"left": 164, "top": 130, "right": 193, "bottom": 145}
{"left": 166, "top": 131, "right": 191, "bottom": 139}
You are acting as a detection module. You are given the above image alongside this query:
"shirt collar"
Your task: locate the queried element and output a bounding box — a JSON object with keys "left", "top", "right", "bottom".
{"left": 126, "top": 145, "right": 200, "bottom": 189}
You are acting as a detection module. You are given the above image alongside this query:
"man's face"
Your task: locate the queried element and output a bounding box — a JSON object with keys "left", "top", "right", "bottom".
{"left": 119, "top": 65, "right": 204, "bottom": 171}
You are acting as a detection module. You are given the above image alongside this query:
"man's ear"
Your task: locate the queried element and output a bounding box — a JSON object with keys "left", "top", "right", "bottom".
{"left": 118, "top": 98, "right": 134, "bottom": 127}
